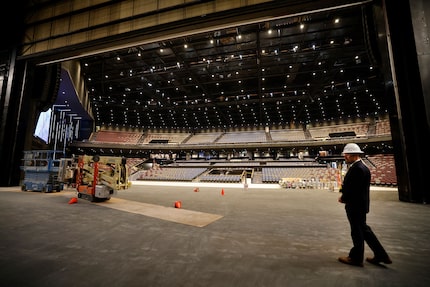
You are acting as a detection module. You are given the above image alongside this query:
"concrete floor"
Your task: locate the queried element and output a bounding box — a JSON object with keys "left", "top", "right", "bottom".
{"left": 1, "top": 183, "right": 429, "bottom": 287}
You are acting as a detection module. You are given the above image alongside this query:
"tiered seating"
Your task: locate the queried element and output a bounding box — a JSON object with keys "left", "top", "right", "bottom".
{"left": 212, "top": 162, "right": 256, "bottom": 167}
{"left": 185, "top": 132, "right": 223, "bottom": 144}
{"left": 270, "top": 129, "right": 306, "bottom": 141}
{"left": 142, "top": 132, "right": 191, "bottom": 144}
{"left": 91, "top": 130, "right": 142, "bottom": 144}
{"left": 136, "top": 167, "right": 207, "bottom": 181}
{"left": 217, "top": 130, "right": 267, "bottom": 143}
{"left": 126, "top": 158, "right": 147, "bottom": 175}
{"left": 308, "top": 122, "right": 369, "bottom": 139}
{"left": 375, "top": 119, "right": 391, "bottom": 135}
{"left": 367, "top": 154, "right": 397, "bottom": 185}
{"left": 199, "top": 170, "right": 245, "bottom": 183}
{"left": 172, "top": 161, "right": 211, "bottom": 167}
{"left": 262, "top": 167, "right": 340, "bottom": 184}
{"left": 265, "top": 160, "right": 319, "bottom": 166}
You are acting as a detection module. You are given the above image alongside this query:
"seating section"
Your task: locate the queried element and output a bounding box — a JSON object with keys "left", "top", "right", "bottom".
{"left": 125, "top": 156, "right": 396, "bottom": 186}
{"left": 308, "top": 122, "right": 369, "bottom": 139}
{"left": 88, "top": 120, "right": 390, "bottom": 146}
{"left": 212, "top": 162, "right": 256, "bottom": 167}
{"left": 199, "top": 171, "right": 245, "bottom": 183}
{"left": 262, "top": 167, "right": 340, "bottom": 184}
{"left": 185, "top": 132, "right": 223, "bottom": 144}
{"left": 270, "top": 129, "right": 306, "bottom": 141}
{"left": 217, "top": 130, "right": 267, "bottom": 143}
{"left": 375, "top": 119, "right": 391, "bottom": 135}
{"left": 142, "top": 132, "right": 191, "bottom": 144}
{"left": 91, "top": 130, "right": 142, "bottom": 144}
{"left": 367, "top": 154, "right": 397, "bottom": 185}
{"left": 172, "top": 161, "right": 211, "bottom": 167}
{"left": 87, "top": 125, "right": 396, "bottom": 186}
{"left": 126, "top": 158, "right": 147, "bottom": 175}
{"left": 136, "top": 167, "right": 207, "bottom": 181}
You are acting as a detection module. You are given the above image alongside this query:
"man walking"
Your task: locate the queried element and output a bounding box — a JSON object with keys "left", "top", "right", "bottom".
{"left": 338, "top": 143, "right": 392, "bottom": 267}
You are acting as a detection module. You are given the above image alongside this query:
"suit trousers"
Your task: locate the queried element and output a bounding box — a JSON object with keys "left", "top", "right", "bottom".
{"left": 346, "top": 208, "right": 389, "bottom": 262}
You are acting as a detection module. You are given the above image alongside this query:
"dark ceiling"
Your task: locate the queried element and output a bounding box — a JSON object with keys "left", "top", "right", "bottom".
{"left": 79, "top": 3, "right": 388, "bottom": 131}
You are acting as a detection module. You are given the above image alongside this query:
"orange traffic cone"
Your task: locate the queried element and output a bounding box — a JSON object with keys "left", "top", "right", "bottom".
{"left": 68, "top": 197, "right": 78, "bottom": 204}
{"left": 221, "top": 188, "right": 225, "bottom": 196}
{"left": 174, "top": 201, "right": 182, "bottom": 208}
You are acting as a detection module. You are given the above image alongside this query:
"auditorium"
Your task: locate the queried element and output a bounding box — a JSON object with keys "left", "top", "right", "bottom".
{"left": 1, "top": 1, "right": 429, "bottom": 286}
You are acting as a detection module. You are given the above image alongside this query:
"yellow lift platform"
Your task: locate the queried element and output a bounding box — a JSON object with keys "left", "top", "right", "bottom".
{"left": 75, "top": 155, "right": 130, "bottom": 202}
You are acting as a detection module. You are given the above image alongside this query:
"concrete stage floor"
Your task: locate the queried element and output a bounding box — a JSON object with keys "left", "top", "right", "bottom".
{"left": 1, "top": 183, "right": 429, "bottom": 287}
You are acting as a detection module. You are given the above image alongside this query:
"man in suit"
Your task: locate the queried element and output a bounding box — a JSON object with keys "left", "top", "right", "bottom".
{"left": 338, "top": 143, "right": 392, "bottom": 267}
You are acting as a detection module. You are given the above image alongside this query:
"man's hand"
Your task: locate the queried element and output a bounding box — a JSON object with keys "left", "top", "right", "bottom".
{"left": 338, "top": 197, "right": 344, "bottom": 203}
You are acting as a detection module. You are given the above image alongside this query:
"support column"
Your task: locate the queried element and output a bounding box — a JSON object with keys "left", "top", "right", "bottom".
{"left": 382, "top": 0, "right": 430, "bottom": 203}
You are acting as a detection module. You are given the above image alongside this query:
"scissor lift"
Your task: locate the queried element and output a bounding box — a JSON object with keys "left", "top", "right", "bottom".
{"left": 20, "top": 150, "right": 65, "bottom": 192}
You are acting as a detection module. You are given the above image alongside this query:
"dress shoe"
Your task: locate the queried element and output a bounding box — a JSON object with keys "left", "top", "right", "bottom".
{"left": 338, "top": 256, "right": 363, "bottom": 267}
{"left": 366, "top": 256, "right": 392, "bottom": 265}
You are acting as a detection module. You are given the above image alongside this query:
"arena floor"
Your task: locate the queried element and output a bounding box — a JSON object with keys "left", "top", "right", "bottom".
{"left": 1, "top": 182, "right": 429, "bottom": 287}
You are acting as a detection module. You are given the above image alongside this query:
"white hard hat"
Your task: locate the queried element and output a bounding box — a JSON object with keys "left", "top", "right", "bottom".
{"left": 342, "top": 143, "right": 364, "bottom": 154}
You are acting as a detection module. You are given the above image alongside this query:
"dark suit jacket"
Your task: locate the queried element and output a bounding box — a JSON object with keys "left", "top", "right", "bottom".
{"left": 340, "top": 159, "right": 371, "bottom": 213}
